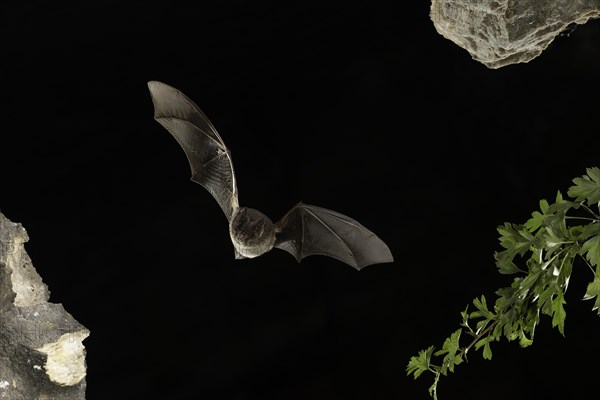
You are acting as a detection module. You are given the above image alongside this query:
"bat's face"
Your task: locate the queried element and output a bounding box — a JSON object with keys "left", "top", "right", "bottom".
{"left": 229, "top": 207, "right": 276, "bottom": 258}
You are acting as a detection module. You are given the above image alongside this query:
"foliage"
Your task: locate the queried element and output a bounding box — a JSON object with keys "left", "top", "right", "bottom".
{"left": 406, "top": 167, "right": 600, "bottom": 399}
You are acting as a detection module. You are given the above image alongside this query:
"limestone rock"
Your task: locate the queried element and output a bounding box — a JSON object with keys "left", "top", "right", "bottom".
{"left": 0, "top": 211, "right": 89, "bottom": 399}
{"left": 430, "top": 0, "right": 600, "bottom": 68}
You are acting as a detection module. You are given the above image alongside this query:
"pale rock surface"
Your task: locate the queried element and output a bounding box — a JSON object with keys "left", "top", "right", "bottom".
{"left": 430, "top": 0, "right": 600, "bottom": 68}
{"left": 0, "top": 211, "right": 89, "bottom": 399}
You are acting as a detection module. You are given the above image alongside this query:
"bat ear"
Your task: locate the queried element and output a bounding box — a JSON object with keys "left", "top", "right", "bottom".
{"left": 234, "top": 247, "right": 246, "bottom": 260}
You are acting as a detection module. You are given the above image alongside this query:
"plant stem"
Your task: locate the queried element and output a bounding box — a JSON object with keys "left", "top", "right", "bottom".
{"left": 430, "top": 371, "right": 440, "bottom": 400}
{"left": 580, "top": 255, "right": 598, "bottom": 277}
{"left": 565, "top": 216, "right": 597, "bottom": 222}
{"left": 580, "top": 203, "right": 600, "bottom": 219}
{"left": 458, "top": 318, "right": 500, "bottom": 360}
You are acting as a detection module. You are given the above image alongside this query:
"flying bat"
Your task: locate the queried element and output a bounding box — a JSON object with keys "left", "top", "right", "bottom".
{"left": 147, "top": 80, "right": 393, "bottom": 270}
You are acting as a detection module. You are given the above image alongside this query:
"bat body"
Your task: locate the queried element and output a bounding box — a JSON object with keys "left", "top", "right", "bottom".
{"left": 229, "top": 207, "right": 275, "bottom": 258}
{"left": 147, "top": 80, "right": 393, "bottom": 270}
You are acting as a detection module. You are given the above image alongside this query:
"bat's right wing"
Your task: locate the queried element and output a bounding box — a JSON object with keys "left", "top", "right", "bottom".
{"left": 273, "top": 202, "right": 393, "bottom": 270}
{"left": 147, "top": 81, "right": 239, "bottom": 221}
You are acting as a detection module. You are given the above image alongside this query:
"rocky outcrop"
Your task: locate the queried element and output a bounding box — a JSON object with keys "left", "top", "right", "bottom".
{"left": 431, "top": 0, "right": 600, "bottom": 68}
{"left": 0, "top": 211, "right": 89, "bottom": 399}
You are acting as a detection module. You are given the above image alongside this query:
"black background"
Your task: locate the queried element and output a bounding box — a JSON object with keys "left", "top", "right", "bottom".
{"left": 2, "top": 1, "right": 600, "bottom": 399}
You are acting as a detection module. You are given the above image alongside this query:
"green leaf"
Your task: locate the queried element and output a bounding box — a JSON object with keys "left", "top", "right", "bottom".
{"left": 518, "top": 271, "right": 542, "bottom": 297}
{"left": 544, "top": 197, "right": 573, "bottom": 238}
{"left": 495, "top": 286, "right": 517, "bottom": 310}
{"left": 544, "top": 190, "right": 563, "bottom": 203}
{"left": 497, "top": 223, "right": 535, "bottom": 255}
{"left": 551, "top": 290, "right": 567, "bottom": 336}
{"left": 583, "top": 277, "right": 600, "bottom": 315}
{"left": 495, "top": 250, "right": 523, "bottom": 274}
{"left": 519, "top": 330, "right": 533, "bottom": 347}
{"left": 589, "top": 167, "right": 600, "bottom": 183}
{"left": 491, "top": 319, "right": 504, "bottom": 340}
{"left": 543, "top": 227, "right": 567, "bottom": 250}
{"left": 407, "top": 168, "right": 600, "bottom": 399}
{"left": 471, "top": 295, "right": 495, "bottom": 320}
{"left": 428, "top": 372, "right": 440, "bottom": 400}
{"left": 581, "top": 235, "right": 600, "bottom": 267}
{"left": 568, "top": 167, "right": 600, "bottom": 204}
{"left": 474, "top": 337, "right": 493, "bottom": 359}
{"left": 541, "top": 198, "right": 550, "bottom": 213}
{"left": 525, "top": 211, "right": 544, "bottom": 232}
{"left": 482, "top": 341, "right": 493, "bottom": 360}
{"left": 474, "top": 335, "right": 488, "bottom": 349}
{"left": 580, "top": 223, "right": 600, "bottom": 241}
{"left": 556, "top": 252, "right": 574, "bottom": 289}
{"left": 536, "top": 285, "right": 555, "bottom": 316}
{"left": 460, "top": 305, "right": 472, "bottom": 332}
{"left": 406, "top": 346, "right": 434, "bottom": 379}
{"left": 428, "top": 382, "right": 436, "bottom": 399}
{"left": 434, "top": 329, "right": 462, "bottom": 374}
{"left": 494, "top": 224, "right": 538, "bottom": 274}
{"left": 525, "top": 199, "right": 550, "bottom": 232}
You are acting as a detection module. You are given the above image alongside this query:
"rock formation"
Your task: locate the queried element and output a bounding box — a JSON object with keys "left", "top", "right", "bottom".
{"left": 0, "top": 211, "right": 89, "bottom": 399}
{"left": 430, "top": 0, "right": 600, "bottom": 68}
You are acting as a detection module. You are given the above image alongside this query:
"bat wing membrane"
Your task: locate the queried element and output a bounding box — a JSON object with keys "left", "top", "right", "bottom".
{"left": 148, "top": 80, "right": 239, "bottom": 221}
{"left": 274, "top": 203, "right": 393, "bottom": 270}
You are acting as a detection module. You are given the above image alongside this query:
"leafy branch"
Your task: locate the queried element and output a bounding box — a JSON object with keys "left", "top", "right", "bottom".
{"left": 407, "top": 167, "right": 600, "bottom": 399}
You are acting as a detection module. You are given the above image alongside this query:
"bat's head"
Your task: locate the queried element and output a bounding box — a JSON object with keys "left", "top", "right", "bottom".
{"left": 229, "top": 207, "right": 276, "bottom": 258}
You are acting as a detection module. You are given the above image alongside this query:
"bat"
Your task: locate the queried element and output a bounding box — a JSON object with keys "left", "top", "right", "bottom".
{"left": 147, "top": 80, "right": 393, "bottom": 270}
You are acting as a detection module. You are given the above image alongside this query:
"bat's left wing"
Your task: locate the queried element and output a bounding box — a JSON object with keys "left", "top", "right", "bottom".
{"left": 147, "top": 80, "right": 239, "bottom": 221}
{"left": 273, "top": 202, "right": 393, "bottom": 270}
